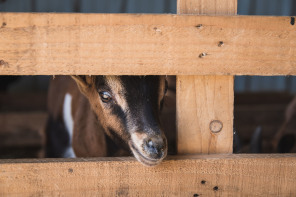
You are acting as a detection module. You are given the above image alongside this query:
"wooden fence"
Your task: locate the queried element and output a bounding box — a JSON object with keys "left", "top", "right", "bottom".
{"left": 0, "top": 0, "right": 295, "bottom": 196}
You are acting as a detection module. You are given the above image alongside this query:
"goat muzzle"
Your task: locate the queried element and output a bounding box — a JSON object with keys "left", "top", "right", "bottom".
{"left": 129, "top": 133, "right": 167, "bottom": 166}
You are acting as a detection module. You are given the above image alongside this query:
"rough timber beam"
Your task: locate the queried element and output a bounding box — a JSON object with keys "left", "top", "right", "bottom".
{"left": 0, "top": 13, "right": 295, "bottom": 75}
{"left": 176, "top": 0, "right": 236, "bottom": 154}
{"left": 1, "top": 155, "right": 296, "bottom": 196}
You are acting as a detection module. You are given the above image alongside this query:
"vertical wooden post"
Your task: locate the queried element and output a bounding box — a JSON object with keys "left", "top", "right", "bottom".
{"left": 177, "top": 0, "right": 237, "bottom": 154}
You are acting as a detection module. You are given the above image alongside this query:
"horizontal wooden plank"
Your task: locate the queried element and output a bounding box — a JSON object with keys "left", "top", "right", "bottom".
{"left": 1, "top": 154, "right": 296, "bottom": 196}
{"left": 0, "top": 13, "right": 295, "bottom": 75}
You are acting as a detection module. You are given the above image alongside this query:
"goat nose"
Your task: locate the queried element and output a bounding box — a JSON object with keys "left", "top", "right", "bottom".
{"left": 143, "top": 138, "right": 165, "bottom": 159}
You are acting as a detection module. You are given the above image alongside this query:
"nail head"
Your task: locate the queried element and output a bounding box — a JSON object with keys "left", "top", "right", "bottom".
{"left": 218, "top": 41, "right": 224, "bottom": 47}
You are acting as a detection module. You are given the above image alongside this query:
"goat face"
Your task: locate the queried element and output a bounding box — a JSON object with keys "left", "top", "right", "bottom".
{"left": 72, "top": 75, "right": 168, "bottom": 166}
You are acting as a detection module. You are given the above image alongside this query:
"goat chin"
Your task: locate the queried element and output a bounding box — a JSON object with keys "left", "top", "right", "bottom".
{"left": 129, "top": 141, "right": 167, "bottom": 167}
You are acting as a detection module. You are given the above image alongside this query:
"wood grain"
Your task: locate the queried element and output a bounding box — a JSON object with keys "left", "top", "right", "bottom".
{"left": 177, "top": 0, "right": 237, "bottom": 15}
{"left": 176, "top": 0, "right": 235, "bottom": 154}
{"left": 0, "top": 13, "right": 295, "bottom": 75}
{"left": 1, "top": 154, "right": 296, "bottom": 196}
{"left": 177, "top": 76, "right": 234, "bottom": 154}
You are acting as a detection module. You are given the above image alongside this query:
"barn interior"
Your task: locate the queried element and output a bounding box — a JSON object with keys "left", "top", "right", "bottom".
{"left": 1, "top": 0, "right": 296, "bottom": 158}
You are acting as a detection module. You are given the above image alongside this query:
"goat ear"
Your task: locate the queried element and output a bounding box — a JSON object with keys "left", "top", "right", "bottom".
{"left": 71, "top": 75, "right": 94, "bottom": 95}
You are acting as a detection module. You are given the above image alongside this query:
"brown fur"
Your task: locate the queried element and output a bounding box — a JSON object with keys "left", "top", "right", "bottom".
{"left": 47, "top": 76, "right": 177, "bottom": 159}
{"left": 272, "top": 96, "right": 296, "bottom": 153}
{"left": 48, "top": 76, "right": 129, "bottom": 157}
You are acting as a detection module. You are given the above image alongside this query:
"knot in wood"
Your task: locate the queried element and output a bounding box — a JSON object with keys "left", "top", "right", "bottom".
{"left": 209, "top": 120, "right": 223, "bottom": 133}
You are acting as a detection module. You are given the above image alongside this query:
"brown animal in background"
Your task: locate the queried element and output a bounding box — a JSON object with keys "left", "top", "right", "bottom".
{"left": 46, "top": 76, "right": 175, "bottom": 166}
{"left": 272, "top": 96, "right": 296, "bottom": 153}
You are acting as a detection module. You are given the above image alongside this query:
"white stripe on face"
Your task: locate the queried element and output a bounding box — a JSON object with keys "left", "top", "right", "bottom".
{"left": 63, "top": 93, "right": 76, "bottom": 158}
{"left": 105, "top": 76, "right": 128, "bottom": 112}
{"left": 104, "top": 76, "right": 136, "bottom": 132}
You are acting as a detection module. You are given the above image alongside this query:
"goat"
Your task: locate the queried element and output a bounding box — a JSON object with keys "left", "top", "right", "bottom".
{"left": 45, "top": 76, "right": 174, "bottom": 166}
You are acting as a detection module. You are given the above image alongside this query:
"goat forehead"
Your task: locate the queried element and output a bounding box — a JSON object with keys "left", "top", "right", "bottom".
{"left": 120, "top": 76, "right": 161, "bottom": 97}
{"left": 105, "top": 76, "right": 125, "bottom": 94}
{"left": 96, "top": 76, "right": 161, "bottom": 95}
{"left": 121, "top": 77, "right": 161, "bottom": 113}
{"left": 97, "top": 75, "right": 162, "bottom": 117}
{"left": 103, "top": 76, "right": 129, "bottom": 112}
{"left": 121, "top": 77, "right": 163, "bottom": 132}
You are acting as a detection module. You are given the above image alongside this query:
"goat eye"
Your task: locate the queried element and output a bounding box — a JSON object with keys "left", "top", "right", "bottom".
{"left": 99, "top": 91, "right": 112, "bottom": 103}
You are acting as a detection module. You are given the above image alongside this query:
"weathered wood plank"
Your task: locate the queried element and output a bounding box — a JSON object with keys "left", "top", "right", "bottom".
{"left": 177, "top": 0, "right": 237, "bottom": 15}
{"left": 0, "top": 154, "right": 296, "bottom": 196}
{"left": 0, "top": 13, "right": 295, "bottom": 75}
{"left": 176, "top": 0, "right": 235, "bottom": 154}
{"left": 177, "top": 76, "right": 234, "bottom": 154}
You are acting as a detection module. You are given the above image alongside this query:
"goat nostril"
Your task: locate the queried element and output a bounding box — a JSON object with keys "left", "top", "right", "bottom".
{"left": 143, "top": 138, "right": 165, "bottom": 159}
{"left": 148, "top": 139, "right": 153, "bottom": 147}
